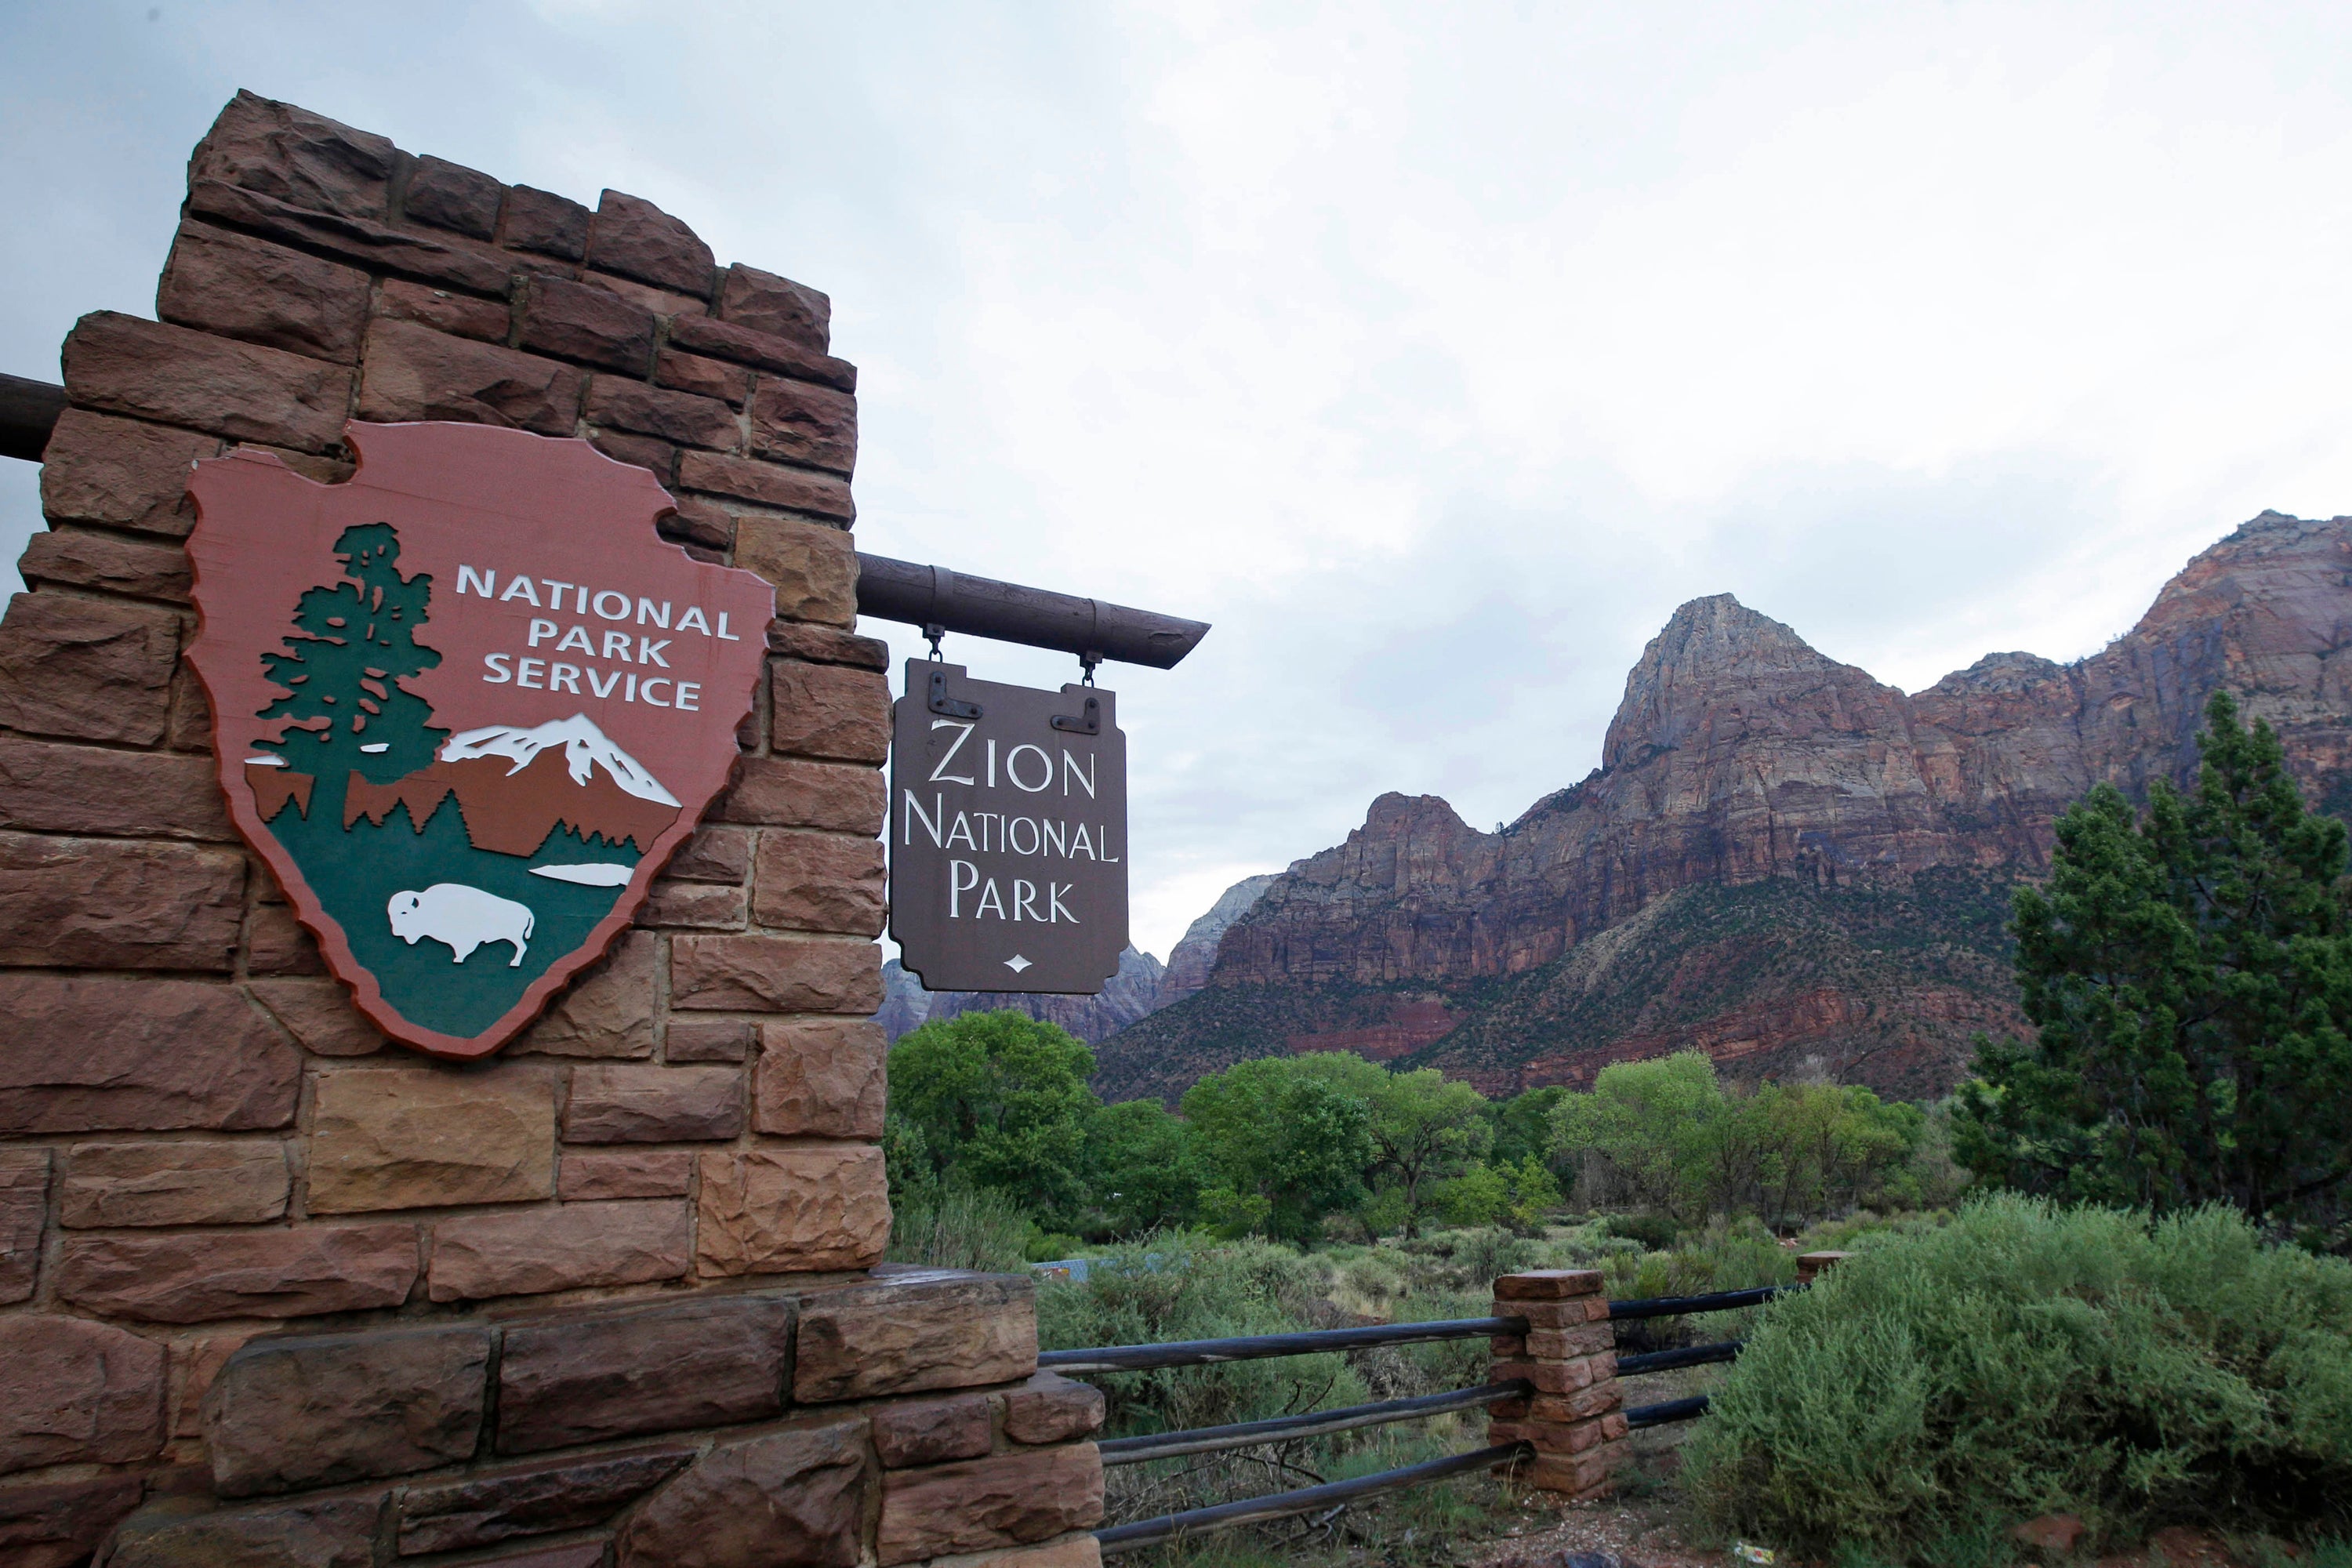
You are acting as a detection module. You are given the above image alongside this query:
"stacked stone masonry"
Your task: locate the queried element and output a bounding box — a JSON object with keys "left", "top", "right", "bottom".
{"left": 0, "top": 91, "right": 1106, "bottom": 1566}
{"left": 1484, "top": 1269, "right": 1627, "bottom": 1499}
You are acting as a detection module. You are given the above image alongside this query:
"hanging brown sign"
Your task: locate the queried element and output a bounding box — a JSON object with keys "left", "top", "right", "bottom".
{"left": 888, "top": 659, "right": 1128, "bottom": 994}
{"left": 185, "top": 421, "right": 775, "bottom": 1059}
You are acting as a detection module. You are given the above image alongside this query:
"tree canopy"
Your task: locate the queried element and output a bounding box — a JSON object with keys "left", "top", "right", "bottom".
{"left": 1956, "top": 692, "right": 2352, "bottom": 1225}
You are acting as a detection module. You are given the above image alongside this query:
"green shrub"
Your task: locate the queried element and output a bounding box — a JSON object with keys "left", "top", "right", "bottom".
{"left": 1036, "top": 1235, "right": 1366, "bottom": 1439}
{"left": 1605, "top": 1210, "right": 1684, "bottom": 1250}
{"left": 1682, "top": 1194, "right": 2352, "bottom": 1559}
{"left": 885, "top": 1184, "right": 1035, "bottom": 1274}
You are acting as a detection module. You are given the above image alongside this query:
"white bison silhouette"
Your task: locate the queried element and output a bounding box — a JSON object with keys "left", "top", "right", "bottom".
{"left": 387, "top": 884, "right": 534, "bottom": 967}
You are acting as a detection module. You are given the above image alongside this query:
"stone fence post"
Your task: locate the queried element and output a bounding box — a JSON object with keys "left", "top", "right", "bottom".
{"left": 1796, "top": 1250, "right": 1849, "bottom": 1285}
{"left": 1486, "top": 1269, "right": 1626, "bottom": 1499}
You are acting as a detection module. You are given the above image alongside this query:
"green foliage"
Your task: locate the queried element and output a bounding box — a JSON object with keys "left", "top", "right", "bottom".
{"left": 1682, "top": 1194, "right": 2352, "bottom": 1559}
{"left": 1181, "top": 1054, "right": 1381, "bottom": 1241}
{"left": 1957, "top": 692, "right": 2352, "bottom": 1225}
{"left": 884, "top": 1182, "right": 1035, "bottom": 1274}
{"left": 1083, "top": 1098, "right": 1204, "bottom": 1237}
{"left": 1549, "top": 1051, "right": 1935, "bottom": 1223}
{"left": 1487, "top": 1085, "right": 1569, "bottom": 1169}
{"left": 1365, "top": 1069, "right": 1493, "bottom": 1238}
{"left": 885, "top": 1011, "right": 1098, "bottom": 1225}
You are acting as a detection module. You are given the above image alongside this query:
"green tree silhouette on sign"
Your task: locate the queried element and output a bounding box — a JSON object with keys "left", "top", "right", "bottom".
{"left": 260, "top": 523, "right": 445, "bottom": 785}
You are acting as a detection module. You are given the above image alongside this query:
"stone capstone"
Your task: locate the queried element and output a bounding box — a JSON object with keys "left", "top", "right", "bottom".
{"left": 395, "top": 1446, "right": 694, "bottom": 1555}
{"left": 615, "top": 1419, "right": 868, "bottom": 1568}
{"left": 204, "top": 1324, "right": 489, "bottom": 1496}
{"left": 495, "top": 1293, "right": 793, "bottom": 1454}
{"left": 793, "top": 1270, "right": 1036, "bottom": 1403}
{"left": 101, "top": 1493, "right": 384, "bottom": 1568}
{"left": 1001, "top": 1373, "right": 1107, "bottom": 1446}
{"left": 875, "top": 1444, "right": 1105, "bottom": 1567}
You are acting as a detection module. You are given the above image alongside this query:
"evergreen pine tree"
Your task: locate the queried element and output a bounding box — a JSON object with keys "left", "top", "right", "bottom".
{"left": 260, "top": 523, "right": 445, "bottom": 785}
{"left": 1955, "top": 691, "right": 2352, "bottom": 1224}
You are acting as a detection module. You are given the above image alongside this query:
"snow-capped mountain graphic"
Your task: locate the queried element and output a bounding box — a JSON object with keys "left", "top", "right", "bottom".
{"left": 335, "top": 712, "right": 683, "bottom": 858}
{"left": 441, "top": 715, "right": 680, "bottom": 806}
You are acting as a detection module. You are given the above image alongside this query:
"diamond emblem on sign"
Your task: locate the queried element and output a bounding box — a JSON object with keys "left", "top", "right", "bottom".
{"left": 1004, "top": 955, "right": 1033, "bottom": 973}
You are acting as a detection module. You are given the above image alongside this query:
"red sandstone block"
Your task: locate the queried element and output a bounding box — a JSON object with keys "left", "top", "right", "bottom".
{"left": 0, "top": 974, "right": 301, "bottom": 1135}
{"left": 0, "top": 832, "right": 245, "bottom": 971}
{"left": 765, "top": 619, "right": 891, "bottom": 672}
{"left": 191, "top": 89, "right": 394, "bottom": 221}
{"left": 1490, "top": 1332, "right": 1526, "bottom": 1357}
{"left": 752, "top": 1018, "right": 887, "bottom": 1138}
{"left": 184, "top": 176, "right": 521, "bottom": 297}
{"left": 586, "top": 190, "right": 714, "bottom": 298}
{"left": 0, "top": 1473, "right": 147, "bottom": 1565}
{"left": 56, "top": 1224, "right": 418, "bottom": 1322}
{"left": 501, "top": 185, "right": 590, "bottom": 260}
{"left": 563, "top": 1064, "right": 744, "bottom": 1143}
{"left": 519, "top": 276, "right": 655, "bottom": 374}
{"left": 750, "top": 829, "right": 885, "bottom": 935}
{"left": 735, "top": 515, "right": 857, "bottom": 626}
{"left": 0, "top": 590, "right": 180, "bottom": 746}
{"left": 717, "top": 756, "right": 884, "bottom": 833}
{"left": 664, "top": 1018, "right": 751, "bottom": 1064}
{"left": 402, "top": 154, "right": 504, "bottom": 240}
{"left": 588, "top": 271, "right": 708, "bottom": 318}
{"left": 158, "top": 222, "right": 371, "bottom": 365}
{"left": 1526, "top": 1322, "right": 1613, "bottom": 1358}
{"left": 0, "top": 737, "right": 230, "bottom": 840}
{"left": 357, "top": 318, "right": 584, "bottom": 436}
{"left": 664, "top": 826, "right": 751, "bottom": 884}
{"left": 670, "top": 934, "right": 880, "bottom": 1014}
{"left": 638, "top": 879, "right": 745, "bottom": 929}
{"left": 557, "top": 1148, "right": 694, "bottom": 1200}
{"left": 0, "top": 1149, "right": 45, "bottom": 1304}
{"left": 659, "top": 495, "right": 734, "bottom": 552}
{"left": 748, "top": 377, "right": 857, "bottom": 475}
{"left": 0, "top": 1315, "right": 165, "bottom": 1472}
{"left": 666, "top": 311, "right": 856, "bottom": 392}
{"left": 586, "top": 376, "right": 739, "bottom": 452}
{"left": 654, "top": 348, "right": 753, "bottom": 406}
{"left": 1529, "top": 1382, "right": 1623, "bottom": 1421}
{"left": 1512, "top": 1297, "right": 1612, "bottom": 1327}
{"left": 792, "top": 1271, "right": 1036, "bottom": 1402}
{"left": 375, "top": 276, "right": 510, "bottom": 343}
{"left": 1002, "top": 1371, "right": 1107, "bottom": 1445}
{"left": 717, "top": 263, "right": 830, "bottom": 351}
{"left": 769, "top": 661, "right": 889, "bottom": 764}
{"left": 36, "top": 409, "right": 214, "bottom": 537}
{"left": 676, "top": 450, "right": 855, "bottom": 522}
{"left": 245, "top": 899, "right": 327, "bottom": 975}
{"left": 873, "top": 1396, "right": 993, "bottom": 1468}
{"left": 19, "top": 528, "right": 191, "bottom": 603}
{"left": 589, "top": 431, "right": 677, "bottom": 484}
{"left": 426, "top": 1199, "right": 691, "bottom": 1303}
{"left": 63, "top": 311, "right": 351, "bottom": 454}
{"left": 1523, "top": 1446, "right": 1619, "bottom": 1497}
{"left": 1489, "top": 1358, "right": 1591, "bottom": 1396}
{"left": 1494, "top": 1269, "right": 1605, "bottom": 1300}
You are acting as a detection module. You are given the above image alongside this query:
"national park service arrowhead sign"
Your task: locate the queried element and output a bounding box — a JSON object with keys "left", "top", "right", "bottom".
{"left": 186, "top": 422, "right": 774, "bottom": 1059}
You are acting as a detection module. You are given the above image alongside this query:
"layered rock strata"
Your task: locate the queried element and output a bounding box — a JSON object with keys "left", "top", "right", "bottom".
{"left": 1098, "top": 514, "right": 2352, "bottom": 1101}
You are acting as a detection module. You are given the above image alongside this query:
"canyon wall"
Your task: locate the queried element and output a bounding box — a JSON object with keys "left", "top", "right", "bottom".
{"left": 1095, "top": 513, "right": 2352, "bottom": 1102}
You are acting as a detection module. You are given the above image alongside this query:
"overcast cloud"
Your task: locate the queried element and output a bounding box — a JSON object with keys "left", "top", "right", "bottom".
{"left": 6, "top": 2, "right": 2352, "bottom": 959}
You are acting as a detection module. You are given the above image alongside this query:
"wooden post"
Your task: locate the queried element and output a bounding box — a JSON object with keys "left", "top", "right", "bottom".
{"left": 1795, "top": 1250, "right": 1850, "bottom": 1286}
{"left": 1486, "top": 1269, "right": 1627, "bottom": 1499}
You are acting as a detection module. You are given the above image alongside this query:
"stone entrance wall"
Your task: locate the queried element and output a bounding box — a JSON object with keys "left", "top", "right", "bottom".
{"left": 0, "top": 92, "right": 1104, "bottom": 1566}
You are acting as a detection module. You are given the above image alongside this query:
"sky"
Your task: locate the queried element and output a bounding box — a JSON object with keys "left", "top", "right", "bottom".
{"left": 6, "top": 2, "right": 2352, "bottom": 961}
